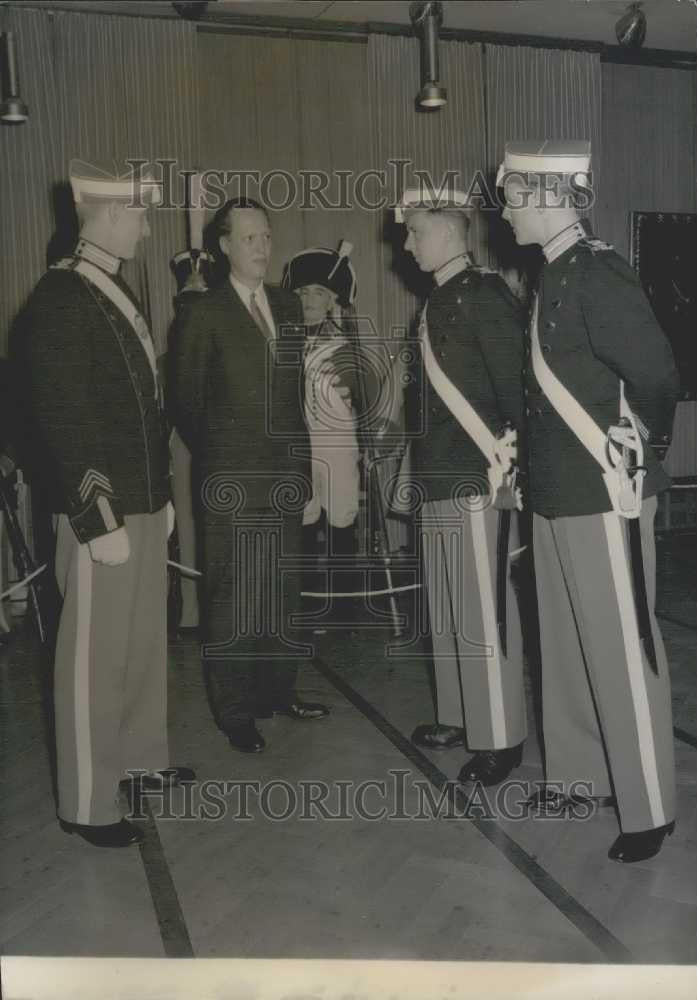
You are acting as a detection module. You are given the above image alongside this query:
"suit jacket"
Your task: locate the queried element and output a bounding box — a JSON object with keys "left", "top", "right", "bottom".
{"left": 173, "top": 280, "right": 310, "bottom": 513}
{"left": 410, "top": 264, "right": 525, "bottom": 504}
{"left": 23, "top": 263, "right": 170, "bottom": 543}
{"left": 526, "top": 236, "right": 680, "bottom": 518}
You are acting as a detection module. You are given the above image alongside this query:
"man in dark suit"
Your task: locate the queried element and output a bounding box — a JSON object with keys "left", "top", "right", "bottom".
{"left": 498, "top": 140, "right": 680, "bottom": 863}
{"left": 395, "top": 188, "right": 528, "bottom": 788}
{"left": 174, "top": 198, "right": 329, "bottom": 754}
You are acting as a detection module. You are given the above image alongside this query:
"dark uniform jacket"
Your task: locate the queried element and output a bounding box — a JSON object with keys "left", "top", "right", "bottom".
{"left": 526, "top": 235, "right": 680, "bottom": 518}
{"left": 23, "top": 261, "right": 170, "bottom": 544}
{"left": 411, "top": 262, "right": 525, "bottom": 504}
{"left": 173, "top": 281, "right": 309, "bottom": 512}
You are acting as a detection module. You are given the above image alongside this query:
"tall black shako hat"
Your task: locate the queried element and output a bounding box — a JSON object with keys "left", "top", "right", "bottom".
{"left": 282, "top": 240, "right": 357, "bottom": 308}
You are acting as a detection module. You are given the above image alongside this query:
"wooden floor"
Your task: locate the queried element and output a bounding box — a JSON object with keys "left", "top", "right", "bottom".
{"left": 1, "top": 532, "right": 697, "bottom": 978}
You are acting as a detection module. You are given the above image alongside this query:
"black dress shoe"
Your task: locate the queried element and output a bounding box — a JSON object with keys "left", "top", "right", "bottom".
{"left": 411, "top": 723, "right": 465, "bottom": 751}
{"left": 608, "top": 821, "right": 675, "bottom": 863}
{"left": 457, "top": 743, "right": 523, "bottom": 787}
{"left": 120, "top": 767, "right": 196, "bottom": 793}
{"left": 59, "top": 818, "right": 144, "bottom": 848}
{"left": 227, "top": 721, "right": 266, "bottom": 753}
{"left": 275, "top": 700, "right": 330, "bottom": 720}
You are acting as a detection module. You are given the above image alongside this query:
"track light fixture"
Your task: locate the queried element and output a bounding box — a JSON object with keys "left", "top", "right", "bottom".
{"left": 1, "top": 32, "right": 28, "bottom": 124}
{"left": 171, "top": 2, "right": 210, "bottom": 20}
{"left": 615, "top": 3, "right": 647, "bottom": 48}
{"left": 410, "top": 1, "right": 447, "bottom": 110}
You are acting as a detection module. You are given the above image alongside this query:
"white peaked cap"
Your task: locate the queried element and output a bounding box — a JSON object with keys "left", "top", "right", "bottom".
{"left": 496, "top": 140, "right": 591, "bottom": 187}
{"left": 69, "top": 158, "right": 163, "bottom": 205}
{"left": 394, "top": 185, "right": 471, "bottom": 222}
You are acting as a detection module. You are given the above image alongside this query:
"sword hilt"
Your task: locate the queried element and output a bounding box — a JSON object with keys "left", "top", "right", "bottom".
{"left": 605, "top": 397, "right": 645, "bottom": 518}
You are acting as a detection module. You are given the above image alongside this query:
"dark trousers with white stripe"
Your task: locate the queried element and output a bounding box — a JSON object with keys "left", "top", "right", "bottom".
{"left": 420, "top": 497, "right": 527, "bottom": 750}
{"left": 533, "top": 497, "right": 675, "bottom": 833}
{"left": 53, "top": 509, "right": 169, "bottom": 826}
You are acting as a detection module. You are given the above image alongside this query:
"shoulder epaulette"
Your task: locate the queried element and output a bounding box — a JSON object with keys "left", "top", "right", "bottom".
{"left": 50, "top": 256, "right": 79, "bottom": 271}
{"left": 469, "top": 265, "right": 499, "bottom": 276}
{"left": 579, "top": 236, "right": 614, "bottom": 254}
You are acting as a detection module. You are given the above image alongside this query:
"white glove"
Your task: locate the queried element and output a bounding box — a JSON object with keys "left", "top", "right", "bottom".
{"left": 607, "top": 421, "right": 640, "bottom": 454}
{"left": 314, "top": 360, "right": 351, "bottom": 403}
{"left": 329, "top": 374, "right": 352, "bottom": 403}
{"left": 166, "top": 500, "right": 176, "bottom": 538}
{"left": 493, "top": 425, "right": 518, "bottom": 468}
{"left": 489, "top": 427, "right": 523, "bottom": 511}
{"left": 88, "top": 527, "right": 131, "bottom": 566}
{"left": 605, "top": 421, "right": 643, "bottom": 519}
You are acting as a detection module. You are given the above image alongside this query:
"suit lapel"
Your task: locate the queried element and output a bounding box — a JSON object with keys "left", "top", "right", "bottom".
{"left": 266, "top": 284, "right": 284, "bottom": 334}
{"left": 267, "top": 285, "right": 303, "bottom": 345}
{"left": 222, "top": 280, "right": 266, "bottom": 346}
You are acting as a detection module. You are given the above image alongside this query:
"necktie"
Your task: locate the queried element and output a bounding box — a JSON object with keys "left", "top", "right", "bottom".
{"left": 418, "top": 303, "right": 428, "bottom": 340}
{"left": 249, "top": 291, "right": 275, "bottom": 350}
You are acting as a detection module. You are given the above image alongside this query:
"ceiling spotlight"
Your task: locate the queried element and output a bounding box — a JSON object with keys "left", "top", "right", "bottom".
{"left": 171, "top": 1, "right": 210, "bottom": 19}
{"left": 615, "top": 3, "right": 647, "bottom": 48}
{"left": 410, "top": 1, "right": 447, "bottom": 110}
{"left": 1, "top": 33, "right": 28, "bottom": 124}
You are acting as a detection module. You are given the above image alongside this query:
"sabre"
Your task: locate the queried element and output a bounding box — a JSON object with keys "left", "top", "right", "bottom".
{"left": 606, "top": 388, "right": 658, "bottom": 675}
{"left": 348, "top": 311, "right": 408, "bottom": 636}
{"left": 167, "top": 559, "right": 202, "bottom": 579}
{"left": 301, "top": 582, "right": 421, "bottom": 599}
{"left": 0, "top": 564, "right": 47, "bottom": 602}
{"left": 492, "top": 424, "right": 522, "bottom": 658}
{"left": 0, "top": 464, "right": 49, "bottom": 643}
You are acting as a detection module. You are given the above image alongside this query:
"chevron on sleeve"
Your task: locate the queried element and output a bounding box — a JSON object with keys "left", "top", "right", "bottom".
{"left": 78, "top": 468, "right": 115, "bottom": 503}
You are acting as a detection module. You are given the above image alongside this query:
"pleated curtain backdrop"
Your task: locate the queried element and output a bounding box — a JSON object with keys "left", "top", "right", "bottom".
{"left": 197, "top": 31, "right": 304, "bottom": 283}
{"left": 0, "top": 7, "right": 61, "bottom": 358}
{"left": 0, "top": 7, "right": 199, "bottom": 357}
{"left": 50, "top": 9, "right": 200, "bottom": 354}
{"left": 367, "top": 33, "right": 487, "bottom": 339}
{"left": 116, "top": 15, "right": 201, "bottom": 354}
{"left": 485, "top": 44, "right": 603, "bottom": 237}
{"left": 291, "top": 37, "right": 380, "bottom": 337}
{"left": 600, "top": 62, "right": 697, "bottom": 259}
{"left": 600, "top": 62, "right": 697, "bottom": 477}
{"left": 195, "top": 32, "right": 380, "bottom": 332}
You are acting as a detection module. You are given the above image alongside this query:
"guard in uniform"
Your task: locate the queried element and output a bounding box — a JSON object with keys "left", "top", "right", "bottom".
{"left": 23, "top": 159, "right": 192, "bottom": 848}
{"left": 396, "top": 188, "right": 528, "bottom": 787}
{"left": 498, "top": 140, "right": 680, "bottom": 862}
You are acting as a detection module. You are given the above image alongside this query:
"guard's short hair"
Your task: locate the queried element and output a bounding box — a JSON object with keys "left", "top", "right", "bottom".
{"left": 214, "top": 197, "right": 270, "bottom": 237}
{"left": 407, "top": 207, "right": 471, "bottom": 243}
{"left": 440, "top": 210, "right": 471, "bottom": 240}
{"left": 75, "top": 199, "right": 103, "bottom": 225}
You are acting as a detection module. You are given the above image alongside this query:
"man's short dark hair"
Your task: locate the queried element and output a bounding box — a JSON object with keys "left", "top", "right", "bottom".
{"left": 214, "top": 197, "right": 270, "bottom": 238}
